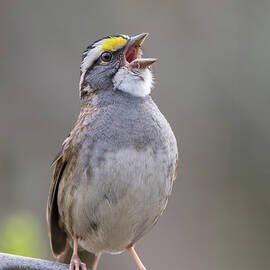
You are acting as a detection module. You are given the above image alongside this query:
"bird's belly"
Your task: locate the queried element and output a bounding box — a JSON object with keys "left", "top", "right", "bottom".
{"left": 72, "top": 147, "right": 173, "bottom": 254}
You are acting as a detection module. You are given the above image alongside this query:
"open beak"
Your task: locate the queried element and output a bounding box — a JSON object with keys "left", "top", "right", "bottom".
{"left": 124, "top": 33, "right": 157, "bottom": 70}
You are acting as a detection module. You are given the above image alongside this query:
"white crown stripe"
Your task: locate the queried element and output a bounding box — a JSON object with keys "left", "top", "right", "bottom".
{"left": 80, "top": 40, "right": 104, "bottom": 74}
{"left": 79, "top": 41, "right": 104, "bottom": 90}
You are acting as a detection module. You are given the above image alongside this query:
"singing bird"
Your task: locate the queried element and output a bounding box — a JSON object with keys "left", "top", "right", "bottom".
{"left": 47, "top": 33, "right": 178, "bottom": 270}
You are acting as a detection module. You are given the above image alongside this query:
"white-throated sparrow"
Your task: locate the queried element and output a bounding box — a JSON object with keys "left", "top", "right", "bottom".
{"left": 47, "top": 33, "right": 178, "bottom": 270}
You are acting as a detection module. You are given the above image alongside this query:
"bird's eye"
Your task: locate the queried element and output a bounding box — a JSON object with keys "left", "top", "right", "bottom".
{"left": 100, "top": 51, "right": 112, "bottom": 62}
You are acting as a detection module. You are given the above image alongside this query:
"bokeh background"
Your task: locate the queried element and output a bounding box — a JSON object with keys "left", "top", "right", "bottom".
{"left": 1, "top": 1, "right": 270, "bottom": 269}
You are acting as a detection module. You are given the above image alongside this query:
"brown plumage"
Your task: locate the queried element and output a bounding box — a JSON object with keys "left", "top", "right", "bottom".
{"left": 47, "top": 107, "right": 99, "bottom": 269}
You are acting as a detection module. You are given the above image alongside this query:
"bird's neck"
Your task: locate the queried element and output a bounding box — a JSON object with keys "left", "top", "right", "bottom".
{"left": 80, "top": 88, "right": 151, "bottom": 109}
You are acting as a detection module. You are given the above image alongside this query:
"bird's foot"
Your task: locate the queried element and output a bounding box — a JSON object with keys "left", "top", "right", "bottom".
{"left": 69, "top": 254, "right": 87, "bottom": 270}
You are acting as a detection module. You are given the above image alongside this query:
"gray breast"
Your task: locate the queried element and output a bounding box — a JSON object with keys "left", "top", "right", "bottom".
{"left": 84, "top": 91, "right": 176, "bottom": 153}
{"left": 71, "top": 91, "right": 178, "bottom": 254}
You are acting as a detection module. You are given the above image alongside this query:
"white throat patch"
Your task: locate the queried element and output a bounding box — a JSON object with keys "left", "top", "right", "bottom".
{"left": 112, "top": 67, "right": 154, "bottom": 97}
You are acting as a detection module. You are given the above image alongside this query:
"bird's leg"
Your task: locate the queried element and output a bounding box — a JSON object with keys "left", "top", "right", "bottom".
{"left": 91, "top": 254, "right": 101, "bottom": 270}
{"left": 128, "top": 246, "right": 147, "bottom": 270}
{"left": 70, "top": 237, "right": 87, "bottom": 270}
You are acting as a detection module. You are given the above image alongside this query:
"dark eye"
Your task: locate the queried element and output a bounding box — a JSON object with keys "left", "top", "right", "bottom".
{"left": 100, "top": 51, "right": 112, "bottom": 62}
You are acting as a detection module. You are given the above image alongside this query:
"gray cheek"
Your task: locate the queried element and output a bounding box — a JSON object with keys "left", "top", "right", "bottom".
{"left": 86, "top": 72, "right": 112, "bottom": 91}
{"left": 85, "top": 62, "right": 120, "bottom": 91}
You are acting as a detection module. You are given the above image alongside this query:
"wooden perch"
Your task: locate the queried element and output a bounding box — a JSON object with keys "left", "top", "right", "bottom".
{"left": 0, "top": 253, "right": 91, "bottom": 270}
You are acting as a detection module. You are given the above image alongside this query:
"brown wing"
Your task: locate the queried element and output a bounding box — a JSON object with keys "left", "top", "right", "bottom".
{"left": 47, "top": 108, "right": 91, "bottom": 256}
{"left": 47, "top": 141, "right": 69, "bottom": 256}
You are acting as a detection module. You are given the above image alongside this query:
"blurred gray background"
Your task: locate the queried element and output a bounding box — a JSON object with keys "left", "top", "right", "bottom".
{"left": 0, "top": 0, "right": 270, "bottom": 269}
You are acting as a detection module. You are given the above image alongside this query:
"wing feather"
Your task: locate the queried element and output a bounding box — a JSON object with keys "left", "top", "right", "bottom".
{"left": 47, "top": 140, "right": 70, "bottom": 256}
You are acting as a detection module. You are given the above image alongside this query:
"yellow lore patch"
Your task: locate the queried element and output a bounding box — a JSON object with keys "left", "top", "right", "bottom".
{"left": 101, "top": 37, "right": 127, "bottom": 51}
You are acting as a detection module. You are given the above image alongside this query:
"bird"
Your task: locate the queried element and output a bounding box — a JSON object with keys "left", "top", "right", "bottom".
{"left": 47, "top": 33, "right": 178, "bottom": 270}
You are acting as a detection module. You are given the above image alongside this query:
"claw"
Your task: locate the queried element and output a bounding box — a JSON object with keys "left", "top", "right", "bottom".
{"left": 69, "top": 237, "right": 87, "bottom": 270}
{"left": 69, "top": 254, "right": 87, "bottom": 270}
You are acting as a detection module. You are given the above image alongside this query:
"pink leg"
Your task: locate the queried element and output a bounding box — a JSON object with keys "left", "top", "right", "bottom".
{"left": 69, "top": 237, "right": 87, "bottom": 270}
{"left": 128, "top": 246, "right": 147, "bottom": 270}
{"left": 91, "top": 254, "right": 101, "bottom": 270}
